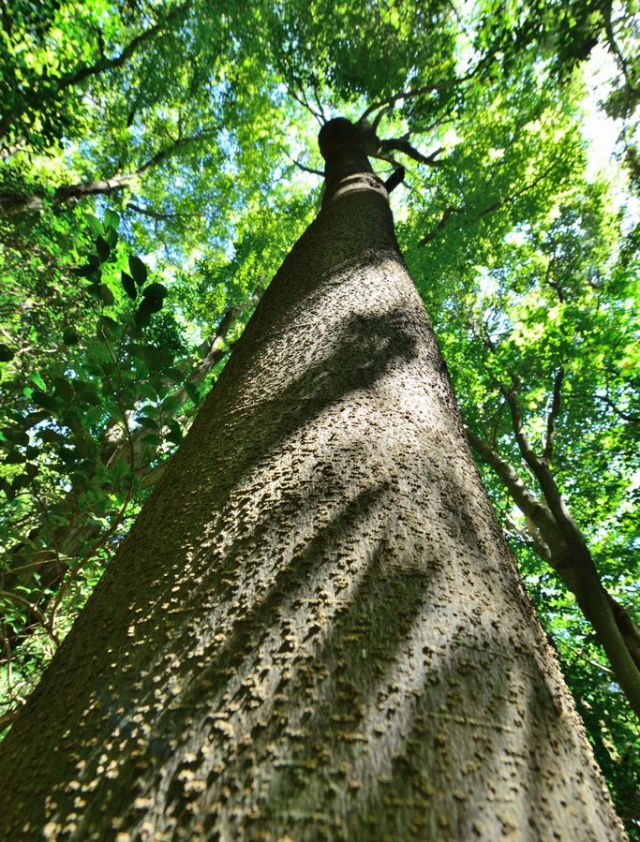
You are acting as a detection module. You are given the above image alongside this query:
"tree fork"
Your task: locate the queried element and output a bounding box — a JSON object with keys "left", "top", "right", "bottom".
{"left": 0, "top": 119, "right": 626, "bottom": 841}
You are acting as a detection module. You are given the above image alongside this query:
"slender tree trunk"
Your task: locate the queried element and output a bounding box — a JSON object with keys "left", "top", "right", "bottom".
{"left": 466, "top": 428, "right": 640, "bottom": 717}
{"left": 0, "top": 119, "right": 626, "bottom": 841}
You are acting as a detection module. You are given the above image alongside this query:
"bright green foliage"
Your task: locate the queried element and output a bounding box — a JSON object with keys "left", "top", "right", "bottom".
{"left": 1, "top": 0, "right": 639, "bottom": 834}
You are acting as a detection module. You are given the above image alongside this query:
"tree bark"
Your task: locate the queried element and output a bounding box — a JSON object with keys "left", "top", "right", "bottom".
{"left": 0, "top": 119, "right": 626, "bottom": 841}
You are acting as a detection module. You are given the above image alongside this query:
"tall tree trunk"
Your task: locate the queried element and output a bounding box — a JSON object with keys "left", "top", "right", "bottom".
{"left": 0, "top": 119, "right": 626, "bottom": 841}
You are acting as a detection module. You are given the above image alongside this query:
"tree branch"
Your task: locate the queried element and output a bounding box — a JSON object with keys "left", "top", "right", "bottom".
{"left": 1, "top": 134, "right": 203, "bottom": 216}
{"left": 542, "top": 367, "right": 564, "bottom": 465}
{"left": 420, "top": 206, "right": 461, "bottom": 244}
{"left": 358, "top": 74, "right": 473, "bottom": 123}
{"left": 289, "top": 158, "right": 324, "bottom": 177}
{"left": 420, "top": 163, "right": 556, "bottom": 245}
{"left": 126, "top": 202, "right": 181, "bottom": 221}
{"left": 54, "top": 134, "right": 197, "bottom": 203}
{"left": 465, "top": 428, "right": 565, "bottom": 560}
{"left": 0, "top": 3, "right": 191, "bottom": 141}
{"left": 378, "top": 137, "right": 444, "bottom": 167}
{"left": 467, "top": 425, "right": 640, "bottom": 715}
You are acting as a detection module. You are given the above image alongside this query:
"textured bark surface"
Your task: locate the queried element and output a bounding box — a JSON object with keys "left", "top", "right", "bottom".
{"left": 0, "top": 124, "right": 627, "bottom": 842}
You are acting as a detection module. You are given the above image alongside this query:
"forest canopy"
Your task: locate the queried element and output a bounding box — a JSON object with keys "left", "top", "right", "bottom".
{"left": 1, "top": 0, "right": 639, "bottom": 835}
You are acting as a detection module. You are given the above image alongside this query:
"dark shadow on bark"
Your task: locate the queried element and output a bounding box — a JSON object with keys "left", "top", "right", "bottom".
{"left": 161, "top": 297, "right": 426, "bottom": 520}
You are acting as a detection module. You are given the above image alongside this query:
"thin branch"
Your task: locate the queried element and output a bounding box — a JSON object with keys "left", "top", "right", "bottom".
{"left": 500, "top": 382, "right": 594, "bottom": 564}
{"left": 503, "top": 514, "right": 553, "bottom": 564}
{"left": 58, "top": 3, "right": 189, "bottom": 90}
{"left": 420, "top": 163, "right": 556, "bottom": 245}
{"left": 0, "top": 3, "right": 191, "bottom": 140}
{"left": 284, "top": 81, "right": 325, "bottom": 125}
{"left": 289, "top": 157, "right": 324, "bottom": 177}
{"left": 48, "top": 326, "right": 138, "bottom": 635}
{"left": 420, "top": 206, "right": 461, "bottom": 244}
{"left": 1, "top": 133, "right": 205, "bottom": 216}
{"left": 489, "top": 395, "right": 507, "bottom": 449}
{"left": 600, "top": 0, "right": 640, "bottom": 98}
{"left": 543, "top": 255, "right": 565, "bottom": 302}
{"left": 0, "top": 590, "right": 59, "bottom": 646}
{"left": 596, "top": 393, "right": 640, "bottom": 423}
{"left": 54, "top": 133, "right": 199, "bottom": 203}
{"left": 358, "top": 74, "right": 473, "bottom": 123}
{"left": 542, "top": 367, "right": 565, "bottom": 464}
{"left": 378, "top": 137, "right": 444, "bottom": 167}
{"left": 126, "top": 202, "right": 181, "bottom": 221}
{"left": 465, "top": 427, "right": 564, "bottom": 553}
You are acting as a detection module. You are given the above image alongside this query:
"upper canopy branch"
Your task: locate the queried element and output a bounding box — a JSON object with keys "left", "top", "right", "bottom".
{"left": 357, "top": 73, "right": 474, "bottom": 124}
{"left": 0, "top": 2, "right": 191, "bottom": 143}
{"left": 420, "top": 162, "right": 557, "bottom": 245}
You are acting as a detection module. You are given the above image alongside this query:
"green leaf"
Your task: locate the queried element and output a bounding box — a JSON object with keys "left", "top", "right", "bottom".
{"left": 73, "top": 381, "right": 101, "bottom": 405}
{"left": 53, "top": 377, "right": 75, "bottom": 402}
{"left": 185, "top": 382, "right": 200, "bottom": 404}
{"left": 30, "top": 372, "right": 46, "bottom": 391}
{"left": 134, "top": 305, "right": 152, "bottom": 326}
{"left": 75, "top": 435, "right": 94, "bottom": 458}
{"left": 103, "top": 227, "right": 118, "bottom": 249}
{"left": 104, "top": 209, "right": 120, "bottom": 231}
{"left": 129, "top": 255, "right": 148, "bottom": 285}
{"left": 142, "top": 347, "right": 163, "bottom": 371}
{"left": 134, "top": 295, "right": 162, "bottom": 325}
{"left": 38, "top": 429, "right": 65, "bottom": 444}
{"left": 12, "top": 474, "right": 31, "bottom": 491}
{"left": 99, "top": 315, "right": 119, "bottom": 334}
{"left": 4, "top": 450, "right": 26, "bottom": 464}
{"left": 0, "top": 477, "right": 14, "bottom": 500}
{"left": 143, "top": 282, "right": 168, "bottom": 299}
{"left": 166, "top": 420, "right": 183, "bottom": 444}
{"left": 165, "top": 367, "right": 185, "bottom": 383}
{"left": 96, "top": 236, "right": 111, "bottom": 263}
{"left": 85, "top": 214, "right": 103, "bottom": 237}
{"left": 0, "top": 343, "right": 15, "bottom": 362}
{"left": 75, "top": 263, "right": 101, "bottom": 280}
{"left": 59, "top": 447, "right": 77, "bottom": 465}
{"left": 32, "top": 391, "right": 58, "bottom": 413}
{"left": 139, "top": 402, "right": 159, "bottom": 419}
{"left": 121, "top": 271, "right": 137, "bottom": 300}
{"left": 137, "top": 416, "right": 159, "bottom": 430}
{"left": 100, "top": 284, "right": 115, "bottom": 306}
{"left": 161, "top": 394, "right": 181, "bottom": 414}
{"left": 142, "top": 296, "right": 164, "bottom": 314}
{"left": 137, "top": 383, "right": 157, "bottom": 402}
{"left": 62, "top": 327, "right": 80, "bottom": 345}
{"left": 24, "top": 463, "right": 38, "bottom": 480}
{"left": 3, "top": 429, "right": 29, "bottom": 446}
